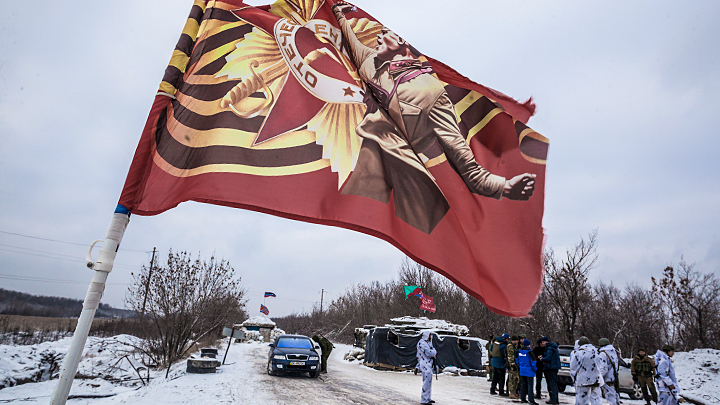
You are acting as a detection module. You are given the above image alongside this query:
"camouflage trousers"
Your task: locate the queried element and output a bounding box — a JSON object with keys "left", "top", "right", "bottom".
{"left": 507, "top": 369, "right": 520, "bottom": 394}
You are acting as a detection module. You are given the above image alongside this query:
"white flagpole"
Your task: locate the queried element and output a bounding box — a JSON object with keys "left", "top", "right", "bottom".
{"left": 50, "top": 209, "right": 130, "bottom": 405}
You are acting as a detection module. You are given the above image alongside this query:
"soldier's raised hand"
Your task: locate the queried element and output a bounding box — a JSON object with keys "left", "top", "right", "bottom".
{"left": 332, "top": 1, "right": 356, "bottom": 14}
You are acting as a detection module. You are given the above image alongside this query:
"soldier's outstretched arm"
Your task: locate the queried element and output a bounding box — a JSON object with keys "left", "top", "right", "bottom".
{"left": 428, "top": 92, "right": 506, "bottom": 198}
{"left": 429, "top": 92, "right": 536, "bottom": 201}
{"left": 332, "top": 1, "right": 375, "bottom": 66}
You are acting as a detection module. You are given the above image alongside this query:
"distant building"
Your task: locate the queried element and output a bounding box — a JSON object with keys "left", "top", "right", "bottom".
{"left": 237, "top": 316, "right": 276, "bottom": 342}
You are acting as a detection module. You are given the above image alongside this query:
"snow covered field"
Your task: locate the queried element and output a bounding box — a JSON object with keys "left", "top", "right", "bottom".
{"left": 0, "top": 336, "right": 718, "bottom": 404}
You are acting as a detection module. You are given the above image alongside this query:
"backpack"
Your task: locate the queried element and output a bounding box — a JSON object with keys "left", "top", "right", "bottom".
{"left": 490, "top": 341, "right": 502, "bottom": 358}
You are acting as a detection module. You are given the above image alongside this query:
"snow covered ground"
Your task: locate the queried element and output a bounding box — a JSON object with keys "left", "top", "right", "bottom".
{"left": 0, "top": 336, "right": 718, "bottom": 404}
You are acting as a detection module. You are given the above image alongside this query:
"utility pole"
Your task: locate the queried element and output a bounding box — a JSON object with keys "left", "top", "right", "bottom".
{"left": 320, "top": 289, "right": 324, "bottom": 313}
{"left": 140, "top": 247, "right": 156, "bottom": 316}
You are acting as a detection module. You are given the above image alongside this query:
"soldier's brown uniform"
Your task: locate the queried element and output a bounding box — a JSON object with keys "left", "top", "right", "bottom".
{"left": 631, "top": 353, "right": 658, "bottom": 405}
{"left": 334, "top": 8, "right": 506, "bottom": 233}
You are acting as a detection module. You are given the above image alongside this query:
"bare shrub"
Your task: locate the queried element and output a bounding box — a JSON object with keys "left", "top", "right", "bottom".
{"left": 125, "top": 250, "right": 247, "bottom": 372}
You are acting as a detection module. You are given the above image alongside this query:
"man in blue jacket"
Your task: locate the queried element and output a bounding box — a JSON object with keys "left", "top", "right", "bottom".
{"left": 539, "top": 336, "right": 561, "bottom": 405}
{"left": 490, "top": 334, "right": 509, "bottom": 396}
{"left": 518, "top": 339, "right": 538, "bottom": 405}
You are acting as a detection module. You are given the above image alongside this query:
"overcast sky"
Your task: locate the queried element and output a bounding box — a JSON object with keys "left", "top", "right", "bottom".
{"left": 0, "top": 0, "right": 718, "bottom": 318}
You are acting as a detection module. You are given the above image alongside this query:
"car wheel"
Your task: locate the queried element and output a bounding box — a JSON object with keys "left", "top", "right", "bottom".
{"left": 267, "top": 360, "right": 276, "bottom": 376}
{"left": 630, "top": 382, "right": 644, "bottom": 400}
{"left": 557, "top": 383, "right": 566, "bottom": 393}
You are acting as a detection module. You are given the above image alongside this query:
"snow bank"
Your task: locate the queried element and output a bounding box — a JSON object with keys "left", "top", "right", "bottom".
{"left": 343, "top": 347, "right": 365, "bottom": 362}
{"left": 389, "top": 316, "right": 469, "bottom": 336}
{"left": 0, "top": 334, "right": 144, "bottom": 390}
{"left": 673, "top": 349, "right": 720, "bottom": 404}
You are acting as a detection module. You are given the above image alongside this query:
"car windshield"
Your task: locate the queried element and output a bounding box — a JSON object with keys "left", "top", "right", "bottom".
{"left": 277, "top": 337, "right": 313, "bottom": 348}
{"left": 558, "top": 347, "right": 573, "bottom": 356}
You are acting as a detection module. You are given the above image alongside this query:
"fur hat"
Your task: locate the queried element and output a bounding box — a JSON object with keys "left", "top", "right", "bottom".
{"left": 598, "top": 338, "right": 611, "bottom": 347}
{"left": 662, "top": 344, "right": 675, "bottom": 353}
{"left": 578, "top": 336, "right": 591, "bottom": 346}
{"left": 511, "top": 335, "right": 520, "bottom": 341}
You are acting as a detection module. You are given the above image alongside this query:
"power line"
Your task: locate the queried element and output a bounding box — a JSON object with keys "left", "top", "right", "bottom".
{"left": 0, "top": 230, "right": 148, "bottom": 253}
{"left": 0, "top": 273, "right": 129, "bottom": 286}
{"left": 0, "top": 247, "right": 140, "bottom": 270}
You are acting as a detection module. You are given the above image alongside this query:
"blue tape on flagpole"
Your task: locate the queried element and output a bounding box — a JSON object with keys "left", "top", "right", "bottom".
{"left": 114, "top": 204, "right": 130, "bottom": 215}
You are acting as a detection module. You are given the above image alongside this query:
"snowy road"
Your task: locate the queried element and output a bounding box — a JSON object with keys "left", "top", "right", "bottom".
{"left": 0, "top": 339, "right": 648, "bottom": 404}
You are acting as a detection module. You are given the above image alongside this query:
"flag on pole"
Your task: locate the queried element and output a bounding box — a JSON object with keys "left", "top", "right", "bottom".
{"left": 117, "top": 0, "right": 548, "bottom": 317}
{"left": 260, "top": 304, "right": 270, "bottom": 315}
{"left": 404, "top": 285, "right": 423, "bottom": 299}
{"left": 264, "top": 292, "right": 277, "bottom": 297}
{"left": 419, "top": 295, "right": 436, "bottom": 313}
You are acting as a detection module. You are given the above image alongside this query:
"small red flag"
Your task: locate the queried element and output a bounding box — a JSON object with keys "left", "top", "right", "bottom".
{"left": 420, "top": 295, "right": 436, "bottom": 313}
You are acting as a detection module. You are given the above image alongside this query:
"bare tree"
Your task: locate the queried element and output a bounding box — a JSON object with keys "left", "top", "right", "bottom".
{"left": 653, "top": 259, "right": 720, "bottom": 349}
{"left": 126, "top": 250, "right": 246, "bottom": 373}
{"left": 543, "top": 230, "right": 597, "bottom": 344}
{"left": 616, "top": 283, "right": 665, "bottom": 355}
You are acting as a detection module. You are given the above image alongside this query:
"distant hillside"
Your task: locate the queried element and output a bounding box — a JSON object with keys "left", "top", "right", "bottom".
{"left": 0, "top": 288, "right": 134, "bottom": 318}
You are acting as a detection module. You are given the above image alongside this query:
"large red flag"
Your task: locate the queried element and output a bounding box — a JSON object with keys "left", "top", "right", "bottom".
{"left": 118, "top": 0, "right": 548, "bottom": 317}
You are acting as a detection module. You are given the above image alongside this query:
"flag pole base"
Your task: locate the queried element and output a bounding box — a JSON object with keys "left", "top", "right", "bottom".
{"left": 50, "top": 210, "right": 130, "bottom": 405}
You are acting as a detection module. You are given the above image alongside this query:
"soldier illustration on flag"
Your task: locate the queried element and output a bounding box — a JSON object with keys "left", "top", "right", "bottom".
{"left": 332, "top": 1, "right": 537, "bottom": 233}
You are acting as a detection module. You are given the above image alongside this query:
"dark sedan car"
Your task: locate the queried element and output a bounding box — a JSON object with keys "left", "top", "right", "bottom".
{"left": 267, "top": 335, "right": 321, "bottom": 378}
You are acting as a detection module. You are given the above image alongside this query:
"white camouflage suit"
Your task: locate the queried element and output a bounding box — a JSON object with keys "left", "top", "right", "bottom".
{"left": 655, "top": 350, "right": 680, "bottom": 405}
{"left": 416, "top": 330, "right": 437, "bottom": 404}
{"left": 571, "top": 341, "right": 603, "bottom": 405}
{"left": 597, "top": 344, "right": 620, "bottom": 405}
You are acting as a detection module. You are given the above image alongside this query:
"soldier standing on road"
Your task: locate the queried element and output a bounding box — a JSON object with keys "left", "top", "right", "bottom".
{"left": 597, "top": 338, "right": 620, "bottom": 405}
{"left": 312, "top": 335, "right": 334, "bottom": 373}
{"left": 486, "top": 335, "right": 495, "bottom": 382}
{"left": 655, "top": 345, "right": 681, "bottom": 405}
{"left": 631, "top": 348, "right": 658, "bottom": 405}
{"left": 533, "top": 339, "right": 545, "bottom": 399}
{"left": 571, "top": 337, "right": 602, "bottom": 405}
{"left": 540, "top": 336, "right": 561, "bottom": 405}
{"left": 507, "top": 335, "right": 521, "bottom": 399}
{"left": 417, "top": 330, "right": 437, "bottom": 405}
{"left": 490, "top": 334, "right": 509, "bottom": 396}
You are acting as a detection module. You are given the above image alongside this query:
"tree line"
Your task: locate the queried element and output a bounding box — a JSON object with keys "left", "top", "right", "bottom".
{"left": 274, "top": 230, "right": 720, "bottom": 356}
{"left": 0, "top": 288, "right": 128, "bottom": 318}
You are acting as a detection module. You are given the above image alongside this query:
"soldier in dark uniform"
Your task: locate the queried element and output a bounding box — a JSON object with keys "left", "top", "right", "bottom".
{"left": 312, "top": 334, "right": 334, "bottom": 373}
{"left": 631, "top": 348, "right": 658, "bottom": 405}
{"left": 332, "top": 1, "right": 536, "bottom": 234}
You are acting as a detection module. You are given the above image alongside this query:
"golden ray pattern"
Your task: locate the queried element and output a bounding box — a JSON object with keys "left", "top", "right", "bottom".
{"left": 307, "top": 103, "right": 365, "bottom": 188}
{"left": 269, "top": 0, "right": 324, "bottom": 24}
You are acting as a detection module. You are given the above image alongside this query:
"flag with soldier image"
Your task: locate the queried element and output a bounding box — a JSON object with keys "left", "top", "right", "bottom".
{"left": 118, "top": 0, "right": 548, "bottom": 317}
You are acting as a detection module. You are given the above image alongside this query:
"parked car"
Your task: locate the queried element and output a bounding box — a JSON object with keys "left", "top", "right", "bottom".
{"left": 557, "top": 344, "right": 643, "bottom": 400}
{"left": 267, "top": 334, "right": 321, "bottom": 378}
{"left": 617, "top": 357, "right": 644, "bottom": 400}
{"left": 556, "top": 345, "right": 574, "bottom": 393}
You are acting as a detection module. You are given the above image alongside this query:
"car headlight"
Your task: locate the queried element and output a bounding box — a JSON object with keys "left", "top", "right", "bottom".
{"left": 273, "top": 355, "right": 286, "bottom": 360}
{"left": 309, "top": 356, "right": 319, "bottom": 361}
